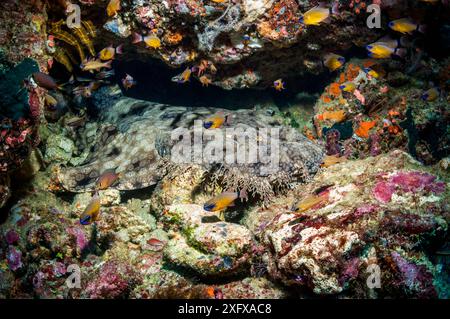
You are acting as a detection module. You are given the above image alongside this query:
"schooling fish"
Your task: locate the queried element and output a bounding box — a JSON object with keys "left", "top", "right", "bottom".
{"left": 300, "top": 3, "right": 339, "bottom": 26}
{"left": 132, "top": 33, "right": 161, "bottom": 49}
{"left": 173, "top": 67, "right": 192, "bottom": 84}
{"left": 122, "top": 74, "right": 137, "bottom": 90}
{"left": 388, "top": 18, "right": 426, "bottom": 34}
{"left": 81, "top": 58, "right": 112, "bottom": 72}
{"left": 203, "top": 189, "right": 248, "bottom": 212}
{"left": 366, "top": 42, "right": 406, "bottom": 59}
{"left": 203, "top": 111, "right": 231, "bottom": 129}
{"left": 96, "top": 69, "right": 116, "bottom": 80}
{"left": 364, "top": 67, "right": 382, "bottom": 79}
{"left": 80, "top": 193, "right": 101, "bottom": 225}
{"left": 99, "top": 44, "right": 124, "bottom": 61}
{"left": 96, "top": 169, "right": 121, "bottom": 190}
{"left": 107, "top": 0, "right": 121, "bottom": 17}
{"left": 321, "top": 155, "right": 347, "bottom": 168}
{"left": 273, "top": 79, "right": 285, "bottom": 91}
{"left": 421, "top": 88, "right": 439, "bottom": 101}
{"left": 323, "top": 53, "right": 345, "bottom": 72}
{"left": 339, "top": 81, "right": 357, "bottom": 92}
{"left": 292, "top": 194, "right": 327, "bottom": 213}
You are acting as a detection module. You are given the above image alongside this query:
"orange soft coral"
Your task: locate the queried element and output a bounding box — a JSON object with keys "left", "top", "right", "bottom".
{"left": 346, "top": 64, "right": 361, "bottom": 81}
{"left": 316, "top": 110, "right": 346, "bottom": 123}
{"left": 328, "top": 82, "right": 341, "bottom": 97}
{"left": 321, "top": 94, "right": 332, "bottom": 103}
{"left": 355, "top": 120, "right": 377, "bottom": 138}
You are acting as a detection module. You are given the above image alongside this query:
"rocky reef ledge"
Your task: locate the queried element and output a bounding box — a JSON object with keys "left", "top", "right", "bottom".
{"left": 1, "top": 148, "right": 448, "bottom": 298}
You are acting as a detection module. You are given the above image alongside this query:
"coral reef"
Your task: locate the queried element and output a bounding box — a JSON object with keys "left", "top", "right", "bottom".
{"left": 0, "top": 0, "right": 449, "bottom": 301}
{"left": 256, "top": 150, "right": 449, "bottom": 297}
{"left": 162, "top": 204, "right": 254, "bottom": 277}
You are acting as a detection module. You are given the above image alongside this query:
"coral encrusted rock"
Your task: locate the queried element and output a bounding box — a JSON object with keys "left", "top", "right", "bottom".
{"left": 257, "top": 150, "right": 449, "bottom": 297}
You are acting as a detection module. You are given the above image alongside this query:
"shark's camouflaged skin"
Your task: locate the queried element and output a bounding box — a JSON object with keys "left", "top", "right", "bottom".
{"left": 54, "top": 95, "right": 324, "bottom": 196}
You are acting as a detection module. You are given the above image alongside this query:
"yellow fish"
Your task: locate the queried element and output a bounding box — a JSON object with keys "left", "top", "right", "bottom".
{"left": 173, "top": 67, "right": 192, "bottom": 84}
{"left": 204, "top": 190, "right": 248, "bottom": 212}
{"left": 80, "top": 193, "right": 101, "bottom": 225}
{"left": 132, "top": 33, "right": 161, "bottom": 49}
{"left": 321, "top": 155, "right": 347, "bottom": 168}
{"left": 96, "top": 169, "right": 121, "bottom": 190}
{"left": 421, "top": 88, "right": 439, "bottom": 102}
{"left": 300, "top": 5, "right": 338, "bottom": 25}
{"left": 364, "top": 67, "right": 383, "bottom": 79}
{"left": 203, "top": 111, "right": 231, "bottom": 129}
{"left": 388, "top": 18, "right": 426, "bottom": 34}
{"left": 199, "top": 75, "right": 212, "bottom": 87}
{"left": 292, "top": 194, "right": 327, "bottom": 213}
{"left": 323, "top": 53, "right": 345, "bottom": 71}
{"left": 339, "top": 81, "right": 356, "bottom": 92}
{"left": 107, "top": 0, "right": 121, "bottom": 17}
{"left": 366, "top": 43, "right": 406, "bottom": 59}
{"left": 99, "top": 44, "right": 124, "bottom": 61}
{"left": 273, "top": 79, "right": 285, "bottom": 91}
{"left": 81, "top": 58, "right": 112, "bottom": 72}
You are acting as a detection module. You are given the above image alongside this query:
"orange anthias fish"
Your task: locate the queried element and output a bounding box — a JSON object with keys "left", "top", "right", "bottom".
{"left": 355, "top": 121, "right": 377, "bottom": 139}
{"left": 107, "top": 0, "right": 121, "bottom": 17}
{"left": 96, "top": 169, "right": 121, "bottom": 190}
{"left": 316, "top": 110, "right": 346, "bottom": 123}
{"left": 203, "top": 190, "right": 248, "bottom": 212}
{"left": 273, "top": 79, "right": 285, "bottom": 91}
{"left": 292, "top": 193, "right": 328, "bottom": 213}
{"left": 80, "top": 193, "right": 101, "bottom": 225}
{"left": 203, "top": 111, "right": 231, "bottom": 129}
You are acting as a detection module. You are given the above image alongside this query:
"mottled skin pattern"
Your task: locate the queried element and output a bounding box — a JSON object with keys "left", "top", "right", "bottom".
{"left": 56, "top": 96, "right": 324, "bottom": 193}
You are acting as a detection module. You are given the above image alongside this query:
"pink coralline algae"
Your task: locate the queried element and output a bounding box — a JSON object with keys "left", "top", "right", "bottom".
{"left": 7, "top": 246, "right": 23, "bottom": 271}
{"left": 339, "top": 257, "right": 360, "bottom": 285}
{"left": 5, "top": 229, "right": 20, "bottom": 245}
{"left": 369, "top": 133, "right": 381, "bottom": 157}
{"left": 373, "top": 171, "right": 445, "bottom": 203}
{"left": 85, "top": 261, "right": 140, "bottom": 299}
{"left": 28, "top": 87, "right": 41, "bottom": 122}
{"left": 67, "top": 227, "right": 88, "bottom": 252}
{"left": 391, "top": 251, "right": 437, "bottom": 298}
